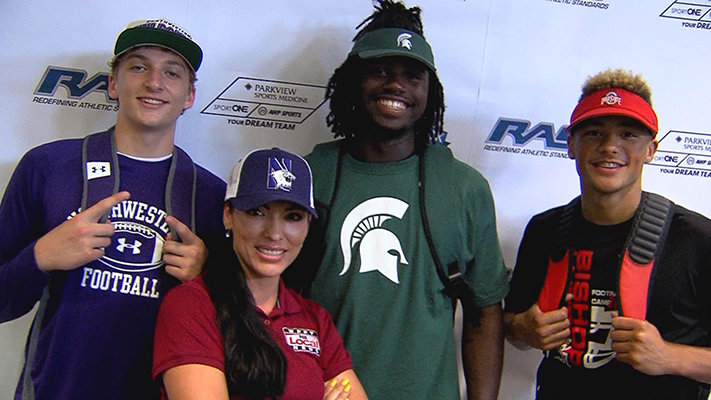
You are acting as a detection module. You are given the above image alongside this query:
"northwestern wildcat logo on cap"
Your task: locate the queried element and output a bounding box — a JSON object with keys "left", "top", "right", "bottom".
{"left": 268, "top": 157, "right": 295, "bottom": 191}
{"left": 397, "top": 33, "right": 413, "bottom": 50}
{"left": 225, "top": 148, "right": 317, "bottom": 218}
{"left": 601, "top": 91, "right": 622, "bottom": 106}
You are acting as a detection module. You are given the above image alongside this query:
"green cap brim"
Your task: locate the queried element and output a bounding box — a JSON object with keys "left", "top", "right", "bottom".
{"left": 114, "top": 27, "right": 202, "bottom": 72}
{"left": 348, "top": 28, "right": 435, "bottom": 71}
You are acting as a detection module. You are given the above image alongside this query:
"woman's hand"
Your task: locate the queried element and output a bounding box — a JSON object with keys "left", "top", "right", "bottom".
{"left": 324, "top": 377, "right": 352, "bottom": 400}
{"left": 323, "top": 369, "right": 368, "bottom": 400}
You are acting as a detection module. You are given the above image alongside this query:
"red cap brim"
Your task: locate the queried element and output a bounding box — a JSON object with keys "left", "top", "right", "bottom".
{"left": 568, "top": 88, "right": 658, "bottom": 135}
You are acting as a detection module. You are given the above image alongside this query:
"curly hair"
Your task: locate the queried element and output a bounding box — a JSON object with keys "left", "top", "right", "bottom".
{"left": 325, "top": 0, "right": 445, "bottom": 150}
{"left": 580, "top": 68, "right": 652, "bottom": 105}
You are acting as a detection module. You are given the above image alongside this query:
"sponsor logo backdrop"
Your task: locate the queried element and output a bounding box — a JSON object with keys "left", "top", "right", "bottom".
{"left": 1, "top": 1, "right": 709, "bottom": 398}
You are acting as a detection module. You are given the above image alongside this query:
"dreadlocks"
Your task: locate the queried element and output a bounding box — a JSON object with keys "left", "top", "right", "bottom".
{"left": 325, "top": 0, "right": 445, "bottom": 150}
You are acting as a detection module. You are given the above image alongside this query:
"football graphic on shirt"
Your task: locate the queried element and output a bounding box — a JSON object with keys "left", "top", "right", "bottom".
{"left": 98, "top": 221, "right": 165, "bottom": 272}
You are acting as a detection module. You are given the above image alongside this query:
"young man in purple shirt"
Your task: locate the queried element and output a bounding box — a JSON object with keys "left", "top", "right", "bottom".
{"left": 0, "top": 19, "right": 225, "bottom": 399}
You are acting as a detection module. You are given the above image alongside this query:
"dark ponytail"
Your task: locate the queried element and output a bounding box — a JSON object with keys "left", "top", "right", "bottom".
{"left": 202, "top": 235, "right": 287, "bottom": 398}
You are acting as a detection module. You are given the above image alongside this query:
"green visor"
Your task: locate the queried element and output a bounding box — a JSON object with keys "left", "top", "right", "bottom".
{"left": 348, "top": 28, "right": 436, "bottom": 71}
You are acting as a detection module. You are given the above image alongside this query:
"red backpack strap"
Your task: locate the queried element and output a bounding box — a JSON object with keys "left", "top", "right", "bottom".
{"left": 618, "top": 193, "right": 673, "bottom": 319}
{"left": 538, "top": 198, "right": 577, "bottom": 312}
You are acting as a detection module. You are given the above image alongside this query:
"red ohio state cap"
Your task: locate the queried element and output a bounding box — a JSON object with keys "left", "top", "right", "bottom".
{"left": 567, "top": 88, "right": 658, "bottom": 135}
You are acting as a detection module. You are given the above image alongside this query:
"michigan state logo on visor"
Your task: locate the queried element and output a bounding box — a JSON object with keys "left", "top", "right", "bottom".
{"left": 397, "top": 32, "right": 413, "bottom": 50}
{"left": 268, "top": 157, "right": 295, "bottom": 191}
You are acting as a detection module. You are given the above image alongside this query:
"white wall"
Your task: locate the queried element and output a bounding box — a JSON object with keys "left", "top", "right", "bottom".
{"left": 1, "top": 1, "right": 710, "bottom": 399}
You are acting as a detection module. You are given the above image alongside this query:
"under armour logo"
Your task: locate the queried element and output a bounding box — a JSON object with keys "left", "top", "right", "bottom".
{"left": 86, "top": 162, "right": 111, "bottom": 180}
{"left": 116, "top": 238, "right": 142, "bottom": 255}
{"left": 397, "top": 33, "right": 412, "bottom": 50}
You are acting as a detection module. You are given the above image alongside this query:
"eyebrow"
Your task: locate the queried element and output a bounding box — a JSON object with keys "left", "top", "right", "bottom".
{"left": 575, "top": 118, "right": 645, "bottom": 130}
{"left": 124, "top": 53, "right": 188, "bottom": 72}
{"left": 125, "top": 53, "right": 149, "bottom": 63}
{"left": 618, "top": 120, "right": 646, "bottom": 129}
{"left": 165, "top": 59, "right": 188, "bottom": 72}
{"left": 260, "top": 203, "right": 306, "bottom": 212}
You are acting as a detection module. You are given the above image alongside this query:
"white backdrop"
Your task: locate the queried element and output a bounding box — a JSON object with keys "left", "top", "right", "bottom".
{"left": 1, "top": 1, "right": 710, "bottom": 399}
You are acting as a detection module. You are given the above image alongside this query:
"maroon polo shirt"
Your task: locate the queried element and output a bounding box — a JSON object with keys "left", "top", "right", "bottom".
{"left": 153, "top": 276, "right": 352, "bottom": 399}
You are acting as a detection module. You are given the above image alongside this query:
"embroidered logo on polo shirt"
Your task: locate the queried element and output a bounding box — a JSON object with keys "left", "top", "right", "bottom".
{"left": 283, "top": 327, "right": 321, "bottom": 356}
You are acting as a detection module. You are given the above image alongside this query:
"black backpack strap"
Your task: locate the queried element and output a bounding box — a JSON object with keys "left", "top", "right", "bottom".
{"left": 617, "top": 192, "right": 673, "bottom": 319}
{"left": 81, "top": 128, "right": 120, "bottom": 222}
{"left": 418, "top": 151, "right": 469, "bottom": 302}
{"left": 537, "top": 197, "right": 578, "bottom": 312}
{"left": 537, "top": 193, "right": 674, "bottom": 318}
{"left": 165, "top": 145, "right": 197, "bottom": 238}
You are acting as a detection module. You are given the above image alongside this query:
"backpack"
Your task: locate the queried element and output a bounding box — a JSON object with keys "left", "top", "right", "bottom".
{"left": 537, "top": 192, "right": 674, "bottom": 319}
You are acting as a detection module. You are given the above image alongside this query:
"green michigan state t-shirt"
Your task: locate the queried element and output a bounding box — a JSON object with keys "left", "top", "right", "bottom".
{"left": 307, "top": 142, "right": 509, "bottom": 399}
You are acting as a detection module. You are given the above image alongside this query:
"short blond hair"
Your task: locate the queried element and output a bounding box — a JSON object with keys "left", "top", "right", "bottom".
{"left": 580, "top": 68, "right": 652, "bottom": 105}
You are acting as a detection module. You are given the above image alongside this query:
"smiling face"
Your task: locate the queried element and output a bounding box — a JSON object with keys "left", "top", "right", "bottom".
{"left": 108, "top": 46, "right": 195, "bottom": 135}
{"left": 223, "top": 200, "right": 310, "bottom": 284}
{"left": 359, "top": 56, "right": 430, "bottom": 138}
{"left": 568, "top": 115, "right": 658, "bottom": 199}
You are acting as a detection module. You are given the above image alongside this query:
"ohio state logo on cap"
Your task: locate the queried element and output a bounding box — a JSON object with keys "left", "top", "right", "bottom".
{"left": 568, "top": 87, "right": 658, "bottom": 135}
{"left": 601, "top": 91, "right": 622, "bottom": 106}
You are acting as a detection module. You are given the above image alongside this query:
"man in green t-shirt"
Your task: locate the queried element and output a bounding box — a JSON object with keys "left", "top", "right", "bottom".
{"left": 285, "top": 1, "right": 509, "bottom": 399}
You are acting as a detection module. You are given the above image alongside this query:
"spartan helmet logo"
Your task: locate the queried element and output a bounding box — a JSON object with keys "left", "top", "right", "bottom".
{"left": 397, "top": 33, "right": 413, "bottom": 50}
{"left": 339, "top": 197, "right": 409, "bottom": 284}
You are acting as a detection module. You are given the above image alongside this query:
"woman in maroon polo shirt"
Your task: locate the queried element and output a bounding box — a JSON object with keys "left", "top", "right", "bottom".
{"left": 153, "top": 148, "right": 367, "bottom": 400}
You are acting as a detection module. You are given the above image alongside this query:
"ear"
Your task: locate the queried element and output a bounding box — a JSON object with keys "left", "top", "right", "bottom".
{"left": 645, "top": 139, "right": 659, "bottom": 163}
{"left": 567, "top": 133, "right": 576, "bottom": 159}
{"left": 222, "top": 203, "right": 233, "bottom": 230}
{"left": 183, "top": 86, "right": 196, "bottom": 110}
{"left": 108, "top": 74, "right": 119, "bottom": 101}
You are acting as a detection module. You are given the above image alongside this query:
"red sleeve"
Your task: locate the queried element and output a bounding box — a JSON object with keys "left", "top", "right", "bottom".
{"left": 305, "top": 299, "right": 353, "bottom": 380}
{"left": 152, "top": 278, "right": 225, "bottom": 381}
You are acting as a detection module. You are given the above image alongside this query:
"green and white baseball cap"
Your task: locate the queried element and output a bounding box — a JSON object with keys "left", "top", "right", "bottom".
{"left": 113, "top": 18, "right": 202, "bottom": 72}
